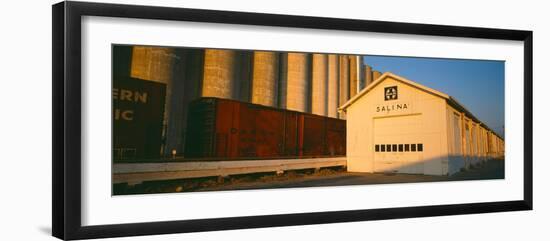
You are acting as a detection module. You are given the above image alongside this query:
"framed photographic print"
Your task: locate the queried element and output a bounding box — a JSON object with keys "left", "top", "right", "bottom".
{"left": 52, "top": 1, "right": 533, "bottom": 240}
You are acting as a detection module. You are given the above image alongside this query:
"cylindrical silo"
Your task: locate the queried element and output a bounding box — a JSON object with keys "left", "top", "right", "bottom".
{"left": 164, "top": 49, "right": 204, "bottom": 157}
{"left": 235, "top": 51, "right": 253, "bottom": 102}
{"left": 251, "top": 51, "right": 279, "bottom": 107}
{"left": 338, "top": 55, "right": 350, "bottom": 119}
{"left": 372, "top": 70, "right": 382, "bottom": 82}
{"left": 130, "top": 46, "right": 178, "bottom": 158}
{"left": 113, "top": 45, "right": 133, "bottom": 78}
{"left": 279, "top": 53, "right": 311, "bottom": 112}
{"left": 357, "top": 56, "right": 365, "bottom": 91}
{"left": 311, "top": 54, "right": 328, "bottom": 116}
{"left": 349, "top": 56, "right": 358, "bottom": 97}
{"left": 327, "top": 54, "right": 339, "bottom": 118}
{"left": 130, "top": 46, "right": 176, "bottom": 83}
{"left": 201, "top": 49, "right": 237, "bottom": 99}
{"left": 364, "top": 64, "right": 373, "bottom": 87}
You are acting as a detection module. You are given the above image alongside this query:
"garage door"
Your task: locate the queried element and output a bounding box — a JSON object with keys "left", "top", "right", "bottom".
{"left": 373, "top": 114, "right": 424, "bottom": 174}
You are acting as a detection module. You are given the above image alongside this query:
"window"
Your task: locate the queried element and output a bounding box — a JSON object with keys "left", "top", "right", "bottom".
{"left": 376, "top": 143, "right": 422, "bottom": 152}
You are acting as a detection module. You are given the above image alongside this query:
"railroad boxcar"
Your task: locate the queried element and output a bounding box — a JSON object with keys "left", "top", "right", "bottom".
{"left": 112, "top": 76, "right": 166, "bottom": 161}
{"left": 184, "top": 97, "right": 346, "bottom": 159}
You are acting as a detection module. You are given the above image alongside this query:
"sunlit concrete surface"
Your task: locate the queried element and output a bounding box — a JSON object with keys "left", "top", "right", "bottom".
{"left": 349, "top": 56, "right": 359, "bottom": 98}
{"left": 311, "top": 54, "right": 328, "bottom": 115}
{"left": 279, "top": 53, "right": 311, "bottom": 112}
{"left": 372, "top": 70, "right": 382, "bottom": 82}
{"left": 251, "top": 51, "right": 279, "bottom": 107}
{"left": 327, "top": 54, "right": 340, "bottom": 118}
{"left": 338, "top": 55, "right": 350, "bottom": 119}
{"left": 202, "top": 49, "right": 238, "bottom": 99}
{"left": 364, "top": 64, "right": 373, "bottom": 88}
{"left": 113, "top": 157, "right": 346, "bottom": 185}
{"left": 130, "top": 46, "right": 176, "bottom": 84}
{"left": 113, "top": 158, "right": 503, "bottom": 194}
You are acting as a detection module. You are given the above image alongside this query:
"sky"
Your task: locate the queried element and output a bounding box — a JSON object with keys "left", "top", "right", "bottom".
{"left": 363, "top": 55, "right": 505, "bottom": 137}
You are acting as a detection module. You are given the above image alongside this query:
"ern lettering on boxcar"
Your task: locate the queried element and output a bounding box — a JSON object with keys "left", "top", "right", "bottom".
{"left": 112, "top": 88, "right": 148, "bottom": 103}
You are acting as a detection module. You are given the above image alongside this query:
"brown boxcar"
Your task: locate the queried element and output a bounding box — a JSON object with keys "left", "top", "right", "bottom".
{"left": 112, "top": 76, "right": 166, "bottom": 161}
{"left": 184, "top": 97, "right": 346, "bottom": 159}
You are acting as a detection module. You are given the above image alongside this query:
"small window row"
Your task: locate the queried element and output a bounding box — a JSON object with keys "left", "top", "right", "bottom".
{"left": 375, "top": 143, "right": 423, "bottom": 152}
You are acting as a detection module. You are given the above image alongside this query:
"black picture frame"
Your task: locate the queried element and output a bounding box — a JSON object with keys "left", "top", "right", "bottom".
{"left": 52, "top": 1, "right": 533, "bottom": 240}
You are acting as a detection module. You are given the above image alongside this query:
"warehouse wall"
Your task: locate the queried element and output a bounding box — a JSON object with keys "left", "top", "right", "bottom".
{"left": 445, "top": 105, "right": 463, "bottom": 174}
{"left": 445, "top": 103, "right": 505, "bottom": 174}
{"left": 345, "top": 75, "right": 449, "bottom": 175}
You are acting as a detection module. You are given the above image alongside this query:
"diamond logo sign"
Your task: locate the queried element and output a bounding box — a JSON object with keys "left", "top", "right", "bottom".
{"left": 384, "top": 86, "right": 398, "bottom": 100}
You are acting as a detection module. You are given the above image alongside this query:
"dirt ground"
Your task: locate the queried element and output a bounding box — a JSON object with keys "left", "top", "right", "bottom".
{"left": 113, "top": 158, "right": 504, "bottom": 195}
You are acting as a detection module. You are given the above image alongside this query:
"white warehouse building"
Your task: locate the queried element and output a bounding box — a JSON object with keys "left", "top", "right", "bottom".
{"left": 339, "top": 72, "right": 504, "bottom": 176}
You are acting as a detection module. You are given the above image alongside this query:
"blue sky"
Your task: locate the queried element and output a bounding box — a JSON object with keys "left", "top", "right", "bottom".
{"left": 363, "top": 55, "right": 505, "bottom": 137}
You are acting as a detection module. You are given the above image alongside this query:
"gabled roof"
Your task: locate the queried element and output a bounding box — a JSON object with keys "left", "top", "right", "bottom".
{"left": 338, "top": 72, "right": 503, "bottom": 139}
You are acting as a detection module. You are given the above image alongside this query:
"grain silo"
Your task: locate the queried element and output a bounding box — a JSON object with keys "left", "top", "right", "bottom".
{"left": 279, "top": 53, "right": 311, "bottom": 112}
{"left": 201, "top": 49, "right": 238, "bottom": 99}
{"left": 311, "top": 54, "right": 328, "bottom": 116}
{"left": 327, "top": 54, "right": 340, "bottom": 118}
{"left": 251, "top": 51, "right": 279, "bottom": 107}
{"left": 338, "top": 55, "right": 350, "bottom": 119}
